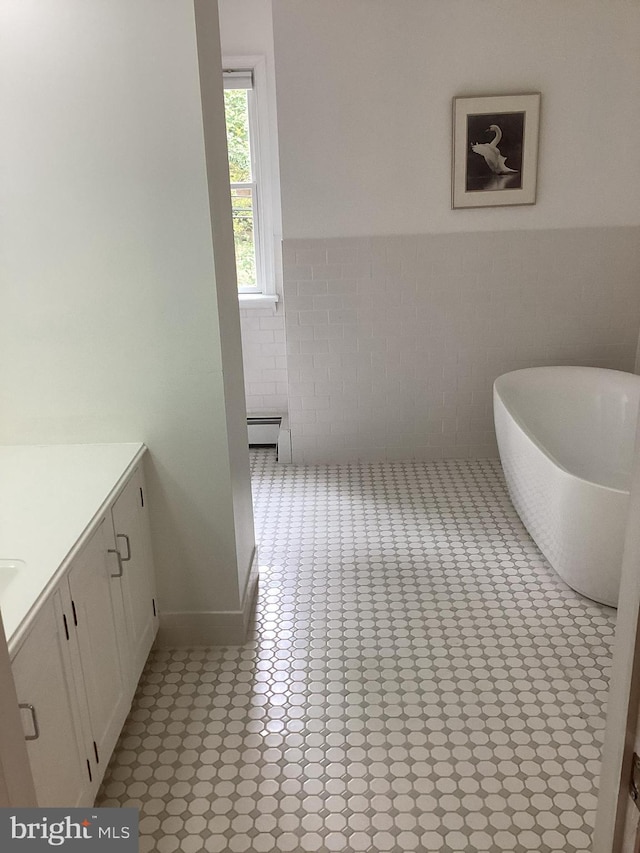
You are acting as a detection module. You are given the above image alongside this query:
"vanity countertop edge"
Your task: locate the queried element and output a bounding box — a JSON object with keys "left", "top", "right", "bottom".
{"left": 0, "top": 442, "right": 148, "bottom": 654}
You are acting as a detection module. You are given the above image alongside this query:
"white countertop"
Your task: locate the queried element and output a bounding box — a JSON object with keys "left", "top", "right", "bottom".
{"left": 0, "top": 443, "right": 146, "bottom": 648}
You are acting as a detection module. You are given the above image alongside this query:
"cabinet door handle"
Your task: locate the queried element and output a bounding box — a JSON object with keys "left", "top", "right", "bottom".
{"left": 116, "top": 533, "right": 131, "bottom": 562}
{"left": 108, "top": 548, "right": 124, "bottom": 578}
{"left": 19, "top": 703, "right": 40, "bottom": 741}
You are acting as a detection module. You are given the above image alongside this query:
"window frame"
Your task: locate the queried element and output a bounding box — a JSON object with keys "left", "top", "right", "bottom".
{"left": 223, "top": 56, "right": 277, "bottom": 300}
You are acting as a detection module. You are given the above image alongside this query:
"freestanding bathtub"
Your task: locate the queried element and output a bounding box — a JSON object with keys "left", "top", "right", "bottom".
{"left": 494, "top": 366, "right": 640, "bottom": 607}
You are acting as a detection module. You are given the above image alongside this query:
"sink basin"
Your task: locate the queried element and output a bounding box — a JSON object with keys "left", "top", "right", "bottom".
{"left": 0, "top": 559, "right": 26, "bottom": 570}
{"left": 0, "top": 559, "right": 25, "bottom": 598}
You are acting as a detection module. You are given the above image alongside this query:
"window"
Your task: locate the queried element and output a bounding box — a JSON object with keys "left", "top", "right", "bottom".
{"left": 223, "top": 63, "right": 276, "bottom": 298}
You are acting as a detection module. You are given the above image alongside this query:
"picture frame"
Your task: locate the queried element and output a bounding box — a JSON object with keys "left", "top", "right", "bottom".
{"left": 452, "top": 93, "right": 541, "bottom": 209}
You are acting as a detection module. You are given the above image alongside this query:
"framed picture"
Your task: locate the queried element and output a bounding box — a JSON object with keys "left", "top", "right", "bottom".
{"left": 452, "top": 93, "right": 541, "bottom": 209}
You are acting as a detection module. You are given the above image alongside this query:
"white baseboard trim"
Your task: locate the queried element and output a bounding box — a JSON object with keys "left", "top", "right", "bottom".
{"left": 155, "top": 548, "right": 259, "bottom": 647}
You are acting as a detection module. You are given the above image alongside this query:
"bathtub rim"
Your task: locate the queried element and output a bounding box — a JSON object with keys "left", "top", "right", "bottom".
{"left": 493, "top": 366, "right": 638, "bottom": 497}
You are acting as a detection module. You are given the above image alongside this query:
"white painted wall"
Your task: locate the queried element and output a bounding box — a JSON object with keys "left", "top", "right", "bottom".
{"left": 273, "top": 0, "right": 640, "bottom": 238}
{"left": 218, "top": 0, "right": 271, "bottom": 53}
{"left": 194, "top": 0, "right": 256, "bottom": 598}
{"left": 0, "top": 1, "right": 255, "bottom": 621}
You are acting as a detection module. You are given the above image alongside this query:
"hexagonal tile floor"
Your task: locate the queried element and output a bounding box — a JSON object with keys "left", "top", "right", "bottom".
{"left": 97, "top": 449, "right": 615, "bottom": 852}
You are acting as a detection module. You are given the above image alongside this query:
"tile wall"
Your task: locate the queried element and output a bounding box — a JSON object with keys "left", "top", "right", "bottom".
{"left": 283, "top": 227, "right": 640, "bottom": 464}
{"left": 239, "top": 305, "right": 288, "bottom": 416}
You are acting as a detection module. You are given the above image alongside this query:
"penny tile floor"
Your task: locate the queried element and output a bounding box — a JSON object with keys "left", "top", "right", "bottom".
{"left": 97, "top": 449, "right": 616, "bottom": 852}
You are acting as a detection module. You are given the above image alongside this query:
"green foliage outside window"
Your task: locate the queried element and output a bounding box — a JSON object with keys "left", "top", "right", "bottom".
{"left": 224, "top": 89, "right": 257, "bottom": 289}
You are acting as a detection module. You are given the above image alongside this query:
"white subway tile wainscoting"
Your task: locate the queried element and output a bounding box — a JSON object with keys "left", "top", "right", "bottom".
{"left": 97, "top": 449, "right": 614, "bottom": 853}
{"left": 283, "top": 227, "right": 640, "bottom": 464}
{"left": 239, "top": 304, "right": 288, "bottom": 416}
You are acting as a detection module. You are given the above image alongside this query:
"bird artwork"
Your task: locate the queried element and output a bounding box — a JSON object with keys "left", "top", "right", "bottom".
{"left": 470, "top": 124, "right": 518, "bottom": 175}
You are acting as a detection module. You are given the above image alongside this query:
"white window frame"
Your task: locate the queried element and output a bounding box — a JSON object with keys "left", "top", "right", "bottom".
{"left": 223, "top": 56, "right": 278, "bottom": 303}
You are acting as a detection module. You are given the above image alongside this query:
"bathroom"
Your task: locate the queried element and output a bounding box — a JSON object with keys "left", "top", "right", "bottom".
{"left": 1, "top": 0, "right": 640, "bottom": 851}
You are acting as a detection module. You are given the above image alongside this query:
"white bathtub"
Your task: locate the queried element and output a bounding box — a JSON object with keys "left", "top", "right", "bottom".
{"left": 494, "top": 366, "right": 640, "bottom": 607}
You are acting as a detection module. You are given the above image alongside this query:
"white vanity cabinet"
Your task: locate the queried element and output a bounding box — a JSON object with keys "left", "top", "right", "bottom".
{"left": 11, "top": 595, "right": 90, "bottom": 808}
{"left": 63, "top": 520, "right": 131, "bottom": 791}
{"left": 110, "top": 468, "right": 158, "bottom": 694}
{"left": 5, "top": 448, "right": 158, "bottom": 808}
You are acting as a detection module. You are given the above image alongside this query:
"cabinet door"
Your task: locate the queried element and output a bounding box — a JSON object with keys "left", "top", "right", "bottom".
{"left": 111, "top": 467, "right": 158, "bottom": 689}
{"left": 11, "top": 594, "right": 91, "bottom": 807}
{"left": 66, "top": 520, "right": 129, "bottom": 776}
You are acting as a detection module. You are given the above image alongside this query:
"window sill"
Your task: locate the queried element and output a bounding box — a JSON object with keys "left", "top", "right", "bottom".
{"left": 238, "top": 293, "right": 279, "bottom": 307}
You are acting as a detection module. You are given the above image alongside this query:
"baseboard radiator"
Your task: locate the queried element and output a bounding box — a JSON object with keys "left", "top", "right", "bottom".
{"left": 247, "top": 416, "right": 292, "bottom": 463}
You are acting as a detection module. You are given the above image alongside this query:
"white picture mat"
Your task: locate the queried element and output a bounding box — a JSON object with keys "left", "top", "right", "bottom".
{"left": 452, "top": 93, "right": 541, "bottom": 209}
